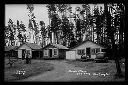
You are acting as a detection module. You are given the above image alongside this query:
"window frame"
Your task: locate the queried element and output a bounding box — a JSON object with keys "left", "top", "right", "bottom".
{"left": 77, "top": 49, "right": 85, "bottom": 55}
{"left": 101, "top": 49, "right": 106, "bottom": 52}
{"left": 95, "top": 48, "right": 100, "bottom": 53}
{"left": 91, "top": 49, "right": 96, "bottom": 55}
{"left": 53, "top": 48, "right": 58, "bottom": 56}
{"left": 44, "top": 49, "right": 48, "bottom": 56}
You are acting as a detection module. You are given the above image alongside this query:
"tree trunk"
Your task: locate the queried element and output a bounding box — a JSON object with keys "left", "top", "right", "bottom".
{"left": 111, "top": 32, "right": 123, "bottom": 78}
{"left": 114, "top": 49, "right": 124, "bottom": 78}
{"left": 42, "top": 35, "right": 44, "bottom": 47}
{"left": 92, "top": 25, "right": 94, "bottom": 42}
{"left": 52, "top": 32, "right": 54, "bottom": 44}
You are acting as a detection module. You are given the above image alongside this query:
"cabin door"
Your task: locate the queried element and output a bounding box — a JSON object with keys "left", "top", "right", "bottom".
{"left": 49, "top": 49, "right": 52, "bottom": 57}
{"left": 22, "top": 49, "right": 26, "bottom": 59}
{"left": 86, "top": 48, "right": 91, "bottom": 58}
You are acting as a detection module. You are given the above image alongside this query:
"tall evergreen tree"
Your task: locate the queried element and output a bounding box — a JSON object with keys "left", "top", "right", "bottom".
{"left": 27, "top": 4, "right": 39, "bottom": 44}
{"left": 17, "top": 21, "right": 26, "bottom": 45}
{"left": 94, "top": 6, "right": 103, "bottom": 44}
{"left": 40, "top": 21, "right": 46, "bottom": 47}
{"left": 7, "top": 19, "right": 16, "bottom": 46}
{"left": 51, "top": 13, "right": 61, "bottom": 44}
{"left": 56, "top": 4, "right": 68, "bottom": 18}
{"left": 81, "top": 4, "right": 92, "bottom": 42}
{"left": 46, "top": 4, "right": 57, "bottom": 44}
{"left": 104, "top": 3, "right": 124, "bottom": 78}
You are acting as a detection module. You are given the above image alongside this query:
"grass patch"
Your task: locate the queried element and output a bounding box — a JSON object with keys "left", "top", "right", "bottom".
{"left": 65, "top": 60, "right": 95, "bottom": 69}
{"left": 4, "top": 59, "right": 54, "bottom": 81}
{"left": 65, "top": 60, "right": 125, "bottom": 81}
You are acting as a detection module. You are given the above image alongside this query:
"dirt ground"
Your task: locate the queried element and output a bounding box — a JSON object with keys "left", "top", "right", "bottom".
{"left": 19, "top": 60, "right": 125, "bottom": 82}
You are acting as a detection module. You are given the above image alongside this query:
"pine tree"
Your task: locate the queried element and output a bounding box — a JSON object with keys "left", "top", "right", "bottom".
{"left": 17, "top": 21, "right": 26, "bottom": 45}
{"left": 7, "top": 19, "right": 15, "bottom": 46}
{"left": 40, "top": 21, "right": 46, "bottom": 47}
{"left": 46, "top": 4, "right": 57, "bottom": 44}
{"left": 104, "top": 3, "right": 124, "bottom": 78}
{"left": 27, "top": 4, "right": 39, "bottom": 44}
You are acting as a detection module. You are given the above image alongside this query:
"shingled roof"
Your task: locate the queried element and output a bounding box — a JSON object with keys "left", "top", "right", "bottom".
{"left": 51, "top": 44, "right": 69, "bottom": 49}
{"left": 18, "top": 42, "right": 42, "bottom": 50}
{"left": 43, "top": 43, "right": 69, "bottom": 50}
{"left": 69, "top": 40, "right": 107, "bottom": 50}
{"left": 5, "top": 46, "right": 18, "bottom": 51}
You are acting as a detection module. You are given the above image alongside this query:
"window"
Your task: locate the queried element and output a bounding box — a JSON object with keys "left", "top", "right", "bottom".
{"left": 26, "top": 50, "right": 31, "bottom": 58}
{"left": 101, "top": 49, "right": 106, "bottom": 52}
{"left": 26, "top": 50, "right": 30, "bottom": 54}
{"left": 77, "top": 49, "right": 85, "bottom": 55}
{"left": 91, "top": 49, "right": 95, "bottom": 55}
{"left": 44, "top": 49, "right": 48, "bottom": 56}
{"left": 53, "top": 49, "right": 58, "bottom": 56}
{"left": 96, "top": 48, "right": 100, "bottom": 53}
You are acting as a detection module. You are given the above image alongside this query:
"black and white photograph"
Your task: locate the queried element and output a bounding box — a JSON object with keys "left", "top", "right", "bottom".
{"left": 4, "top": 3, "right": 125, "bottom": 82}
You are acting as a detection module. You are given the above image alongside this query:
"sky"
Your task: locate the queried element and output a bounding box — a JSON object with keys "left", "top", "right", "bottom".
{"left": 5, "top": 4, "right": 49, "bottom": 28}
{"left": 5, "top": 4, "right": 104, "bottom": 28}
{"left": 5, "top": 4, "right": 104, "bottom": 46}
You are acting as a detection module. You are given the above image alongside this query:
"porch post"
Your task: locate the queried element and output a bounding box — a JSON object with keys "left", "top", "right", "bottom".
{"left": 100, "top": 49, "right": 102, "bottom": 52}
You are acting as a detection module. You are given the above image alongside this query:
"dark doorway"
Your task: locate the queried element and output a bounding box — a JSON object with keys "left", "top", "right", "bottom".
{"left": 39, "top": 51, "right": 43, "bottom": 58}
{"left": 32, "top": 51, "right": 39, "bottom": 59}
{"left": 49, "top": 49, "right": 52, "bottom": 57}
{"left": 22, "top": 49, "right": 26, "bottom": 59}
{"left": 86, "top": 48, "right": 90, "bottom": 58}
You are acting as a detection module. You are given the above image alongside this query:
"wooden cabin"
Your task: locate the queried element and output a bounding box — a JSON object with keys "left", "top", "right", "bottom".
{"left": 17, "top": 42, "right": 42, "bottom": 59}
{"left": 66, "top": 40, "right": 107, "bottom": 60}
{"left": 4, "top": 46, "right": 18, "bottom": 58}
{"left": 42, "top": 44, "right": 69, "bottom": 59}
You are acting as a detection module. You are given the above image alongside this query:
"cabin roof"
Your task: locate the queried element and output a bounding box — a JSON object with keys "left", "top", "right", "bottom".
{"left": 43, "top": 43, "right": 69, "bottom": 50}
{"left": 18, "top": 42, "right": 42, "bottom": 50}
{"left": 5, "top": 46, "right": 18, "bottom": 51}
{"left": 69, "top": 40, "right": 107, "bottom": 50}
